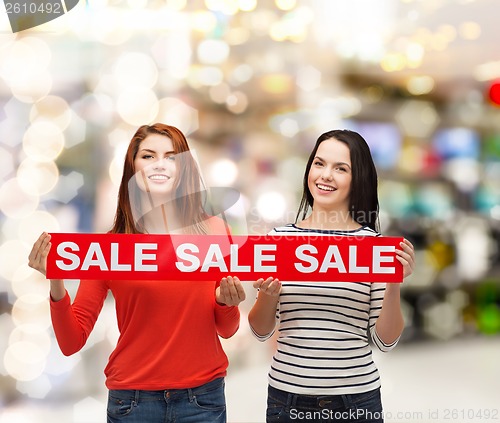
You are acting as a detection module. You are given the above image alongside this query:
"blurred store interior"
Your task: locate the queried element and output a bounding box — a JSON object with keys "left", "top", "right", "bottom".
{"left": 0, "top": 0, "right": 499, "bottom": 422}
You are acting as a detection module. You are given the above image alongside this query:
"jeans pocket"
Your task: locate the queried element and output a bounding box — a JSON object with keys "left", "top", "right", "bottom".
{"left": 192, "top": 385, "right": 226, "bottom": 412}
{"left": 353, "top": 389, "right": 384, "bottom": 422}
{"left": 355, "top": 389, "right": 382, "bottom": 412}
{"left": 266, "top": 403, "right": 285, "bottom": 422}
{"left": 266, "top": 394, "right": 286, "bottom": 422}
{"left": 107, "top": 392, "right": 136, "bottom": 418}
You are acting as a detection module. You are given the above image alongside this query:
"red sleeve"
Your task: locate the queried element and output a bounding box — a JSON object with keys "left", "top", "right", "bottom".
{"left": 207, "top": 217, "right": 239, "bottom": 337}
{"left": 50, "top": 280, "right": 109, "bottom": 356}
{"left": 214, "top": 302, "right": 240, "bottom": 339}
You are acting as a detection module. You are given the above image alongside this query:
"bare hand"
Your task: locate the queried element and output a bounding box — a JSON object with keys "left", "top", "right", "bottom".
{"left": 28, "top": 232, "right": 51, "bottom": 276}
{"left": 216, "top": 276, "right": 246, "bottom": 306}
{"left": 396, "top": 238, "right": 415, "bottom": 279}
{"left": 253, "top": 277, "right": 281, "bottom": 297}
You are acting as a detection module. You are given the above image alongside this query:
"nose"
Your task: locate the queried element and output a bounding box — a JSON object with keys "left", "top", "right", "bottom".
{"left": 321, "top": 167, "right": 333, "bottom": 181}
{"left": 152, "top": 158, "right": 167, "bottom": 170}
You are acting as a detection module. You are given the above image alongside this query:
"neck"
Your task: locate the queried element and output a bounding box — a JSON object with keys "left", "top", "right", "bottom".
{"left": 300, "top": 208, "right": 361, "bottom": 231}
{"left": 139, "top": 195, "right": 182, "bottom": 234}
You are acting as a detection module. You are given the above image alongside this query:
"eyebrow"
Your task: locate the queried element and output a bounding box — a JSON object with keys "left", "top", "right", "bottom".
{"left": 139, "top": 148, "right": 176, "bottom": 155}
{"left": 314, "top": 156, "right": 351, "bottom": 168}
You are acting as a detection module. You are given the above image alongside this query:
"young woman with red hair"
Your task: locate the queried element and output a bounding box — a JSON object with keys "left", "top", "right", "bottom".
{"left": 28, "top": 123, "right": 245, "bottom": 423}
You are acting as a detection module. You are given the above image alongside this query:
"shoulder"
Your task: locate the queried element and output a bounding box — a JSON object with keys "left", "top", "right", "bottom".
{"left": 268, "top": 223, "right": 299, "bottom": 234}
{"left": 205, "top": 216, "right": 231, "bottom": 235}
{"left": 357, "top": 226, "right": 381, "bottom": 237}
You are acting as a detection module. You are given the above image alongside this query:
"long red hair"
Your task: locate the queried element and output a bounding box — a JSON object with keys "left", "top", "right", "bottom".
{"left": 110, "top": 123, "right": 208, "bottom": 234}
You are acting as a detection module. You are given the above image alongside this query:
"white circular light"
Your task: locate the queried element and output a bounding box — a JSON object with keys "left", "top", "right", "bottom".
{"left": 113, "top": 52, "right": 158, "bottom": 89}
{"left": 30, "top": 95, "right": 72, "bottom": 130}
{"left": 23, "top": 121, "right": 65, "bottom": 162}
{"left": 0, "top": 240, "right": 31, "bottom": 281}
{"left": 0, "top": 178, "right": 39, "bottom": 218}
{"left": 117, "top": 88, "right": 159, "bottom": 126}
{"left": 208, "top": 159, "right": 239, "bottom": 186}
{"left": 4, "top": 341, "right": 46, "bottom": 381}
{"left": 17, "top": 159, "right": 59, "bottom": 196}
{"left": 11, "top": 294, "right": 51, "bottom": 328}
{"left": 18, "top": 211, "right": 60, "bottom": 244}
{"left": 197, "top": 39, "right": 230, "bottom": 65}
{"left": 256, "top": 191, "right": 287, "bottom": 221}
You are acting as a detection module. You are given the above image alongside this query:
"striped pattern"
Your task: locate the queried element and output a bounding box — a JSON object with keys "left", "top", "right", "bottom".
{"left": 252, "top": 224, "right": 398, "bottom": 395}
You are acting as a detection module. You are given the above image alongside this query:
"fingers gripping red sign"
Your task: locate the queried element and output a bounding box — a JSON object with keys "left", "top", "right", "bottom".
{"left": 46, "top": 233, "right": 404, "bottom": 283}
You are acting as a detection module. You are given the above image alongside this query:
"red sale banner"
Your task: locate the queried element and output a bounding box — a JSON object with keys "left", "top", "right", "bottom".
{"left": 46, "top": 233, "right": 404, "bottom": 282}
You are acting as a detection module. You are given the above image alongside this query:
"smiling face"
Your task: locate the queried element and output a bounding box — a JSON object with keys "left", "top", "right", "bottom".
{"left": 133, "top": 133, "right": 177, "bottom": 198}
{"left": 307, "top": 138, "right": 352, "bottom": 214}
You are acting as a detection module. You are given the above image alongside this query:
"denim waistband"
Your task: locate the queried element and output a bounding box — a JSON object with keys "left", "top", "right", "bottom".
{"left": 268, "top": 385, "right": 379, "bottom": 410}
{"left": 109, "top": 377, "right": 224, "bottom": 402}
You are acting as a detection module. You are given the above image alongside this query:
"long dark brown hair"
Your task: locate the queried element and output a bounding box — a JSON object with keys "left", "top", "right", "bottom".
{"left": 296, "top": 129, "right": 380, "bottom": 232}
{"left": 110, "top": 123, "right": 208, "bottom": 234}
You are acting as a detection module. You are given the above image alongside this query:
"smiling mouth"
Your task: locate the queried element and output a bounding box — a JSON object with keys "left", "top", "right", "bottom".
{"left": 148, "top": 174, "right": 170, "bottom": 181}
{"left": 316, "top": 183, "right": 336, "bottom": 192}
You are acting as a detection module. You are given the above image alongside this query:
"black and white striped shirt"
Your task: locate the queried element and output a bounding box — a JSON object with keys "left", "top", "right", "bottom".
{"left": 251, "top": 224, "right": 399, "bottom": 395}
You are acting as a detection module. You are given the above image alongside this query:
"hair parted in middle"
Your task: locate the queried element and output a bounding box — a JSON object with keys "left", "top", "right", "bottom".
{"left": 296, "top": 129, "right": 380, "bottom": 232}
{"left": 110, "top": 123, "right": 208, "bottom": 234}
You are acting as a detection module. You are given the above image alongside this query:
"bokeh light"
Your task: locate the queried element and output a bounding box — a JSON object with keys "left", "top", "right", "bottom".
{"left": 116, "top": 88, "right": 159, "bottom": 126}
{"left": 256, "top": 191, "right": 287, "bottom": 222}
{"left": 3, "top": 341, "right": 46, "bottom": 381}
{"left": 166, "top": 0, "right": 187, "bottom": 10}
{"left": 16, "top": 374, "right": 52, "bottom": 399}
{"left": 395, "top": 100, "right": 439, "bottom": 138}
{"left": 204, "top": 0, "right": 239, "bottom": 15}
{"left": 0, "top": 240, "right": 31, "bottom": 281}
{"left": 113, "top": 52, "right": 158, "bottom": 89}
{"left": 17, "top": 159, "right": 60, "bottom": 196}
{"left": 487, "top": 80, "right": 500, "bottom": 106}
{"left": 229, "top": 64, "right": 253, "bottom": 85}
{"left": 275, "top": 0, "right": 297, "bottom": 11}
{"left": 209, "top": 83, "right": 231, "bottom": 104}
{"left": 197, "top": 39, "right": 230, "bottom": 65}
{"left": 17, "top": 211, "right": 61, "bottom": 244}
{"left": 155, "top": 97, "right": 199, "bottom": 135}
{"left": 459, "top": 21, "right": 481, "bottom": 40}
{"left": 23, "top": 121, "right": 65, "bottom": 162}
{"left": 208, "top": 159, "right": 239, "bottom": 186}
{"left": 0, "top": 178, "right": 39, "bottom": 218}
{"left": 0, "top": 146, "right": 15, "bottom": 181}
{"left": 406, "top": 75, "right": 435, "bottom": 95}
{"left": 226, "top": 91, "right": 249, "bottom": 114}
{"left": 11, "top": 294, "right": 51, "bottom": 329}
{"left": 9, "top": 325, "right": 51, "bottom": 357}
{"left": 30, "top": 96, "right": 72, "bottom": 130}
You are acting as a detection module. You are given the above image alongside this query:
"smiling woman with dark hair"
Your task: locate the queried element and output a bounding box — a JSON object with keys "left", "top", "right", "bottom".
{"left": 28, "top": 123, "right": 245, "bottom": 423}
{"left": 249, "top": 129, "right": 415, "bottom": 423}
{"left": 296, "top": 129, "right": 380, "bottom": 232}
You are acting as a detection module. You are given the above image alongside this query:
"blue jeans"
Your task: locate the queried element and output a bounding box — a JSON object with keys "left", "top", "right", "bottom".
{"left": 266, "top": 385, "right": 383, "bottom": 423}
{"left": 107, "top": 377, "right": 226, "bottom": 423}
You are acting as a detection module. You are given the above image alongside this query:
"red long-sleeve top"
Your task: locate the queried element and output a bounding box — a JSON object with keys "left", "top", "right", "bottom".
{"left": 50, "top": 220, "right": 240, "bottom": 390}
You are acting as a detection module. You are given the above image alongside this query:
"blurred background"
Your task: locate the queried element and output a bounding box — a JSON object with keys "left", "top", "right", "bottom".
{"left": 0, "top": 0, "right": 499, "bottom": 422}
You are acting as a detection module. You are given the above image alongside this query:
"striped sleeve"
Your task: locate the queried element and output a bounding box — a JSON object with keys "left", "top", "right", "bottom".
{"left": 249, "top": 298, "right": 280, "bottom": 342}
{"left": 368, "top": 282, "right": 400, "bottom": 352}
{"left": 250, "top": 322, "right": 275, "bottom": 341}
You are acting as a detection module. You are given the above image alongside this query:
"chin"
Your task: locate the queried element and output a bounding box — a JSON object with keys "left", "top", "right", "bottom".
{"left": 150, "top": 188, "right": 174, "bottom": 198}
